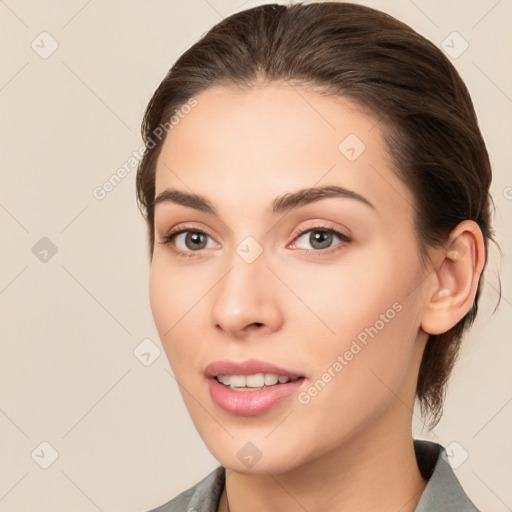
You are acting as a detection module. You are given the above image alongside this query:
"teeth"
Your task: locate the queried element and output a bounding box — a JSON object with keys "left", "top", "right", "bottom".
{"left": 264, "top": 374, "right": 279, "bottom": 386}
{"left": 229, "top": 375, "right": 247, "bottom": 387}
{"left": 216, "top": 373, "right": 296, "bottom": 388}
{"left": 246, "top": 373, "right": 265, "bottom": 387}
{"left": 217, "top": 375, "right": 231, "bottom": 385}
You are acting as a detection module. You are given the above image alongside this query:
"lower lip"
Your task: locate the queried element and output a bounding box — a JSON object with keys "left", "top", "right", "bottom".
{"left": 208, "top": 377, "right": 305, "bottom": 416}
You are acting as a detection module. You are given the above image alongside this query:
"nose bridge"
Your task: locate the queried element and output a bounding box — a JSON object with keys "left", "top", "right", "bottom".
{"left": 210, "top": 236, "right": 280, "bottom": 335}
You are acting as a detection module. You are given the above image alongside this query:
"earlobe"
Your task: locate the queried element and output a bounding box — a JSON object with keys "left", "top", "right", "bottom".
{"left": 421, "top": 220, "right": 485, "bottom": 336}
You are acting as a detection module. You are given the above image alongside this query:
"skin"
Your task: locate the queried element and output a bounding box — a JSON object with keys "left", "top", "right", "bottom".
{"left": 149, "top": 82, "right": 485, "bottom": 512}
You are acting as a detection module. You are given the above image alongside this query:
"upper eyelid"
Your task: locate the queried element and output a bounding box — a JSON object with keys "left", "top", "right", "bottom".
{"left": 293, "top": 224, "right": 350, "bottom": 237}
{"left": 163, "top": 222, "right": 347, "bottom": 237}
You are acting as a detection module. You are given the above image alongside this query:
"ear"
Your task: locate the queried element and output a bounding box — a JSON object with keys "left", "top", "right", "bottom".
{"left": 421, "top": 220, "right": 486, "bottom": 335}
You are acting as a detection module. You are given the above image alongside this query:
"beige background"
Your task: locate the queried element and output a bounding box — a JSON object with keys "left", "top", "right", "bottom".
{"left": 1, "top": 0, "right": 511, "bottom": 511}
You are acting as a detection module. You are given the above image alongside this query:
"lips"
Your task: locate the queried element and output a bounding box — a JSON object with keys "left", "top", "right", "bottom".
{"left": 204, "top": 358, "right": 306, "bottom": 415}
{"left": 204, "top": 358, "right": 305, "bottom": 379}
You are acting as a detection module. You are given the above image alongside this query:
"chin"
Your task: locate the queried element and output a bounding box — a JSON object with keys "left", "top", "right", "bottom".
{"left": 201, "top": 435, "right": 306, "bottom": 475}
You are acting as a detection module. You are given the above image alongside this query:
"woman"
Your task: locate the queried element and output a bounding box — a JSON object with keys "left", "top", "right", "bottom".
{"left": 136, "top": 2, "right": 497, "bottom": 511}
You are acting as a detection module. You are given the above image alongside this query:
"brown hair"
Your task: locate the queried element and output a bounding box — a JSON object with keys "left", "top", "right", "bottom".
{"left": 136, "top": 2, "right": 498, "bottom": 428}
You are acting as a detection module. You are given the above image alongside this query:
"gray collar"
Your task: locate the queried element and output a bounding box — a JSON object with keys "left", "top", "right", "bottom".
{"left": 413, "top": 440, "right": 480, "bottom": 511}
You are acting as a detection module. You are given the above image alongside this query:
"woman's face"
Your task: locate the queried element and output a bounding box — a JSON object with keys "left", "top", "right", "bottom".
{"left": 150, "top": 82, "right": 433, "bottom": 473}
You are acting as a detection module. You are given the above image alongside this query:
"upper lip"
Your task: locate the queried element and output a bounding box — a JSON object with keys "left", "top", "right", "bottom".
{"left": 204, "top": 358, "right": 305, "bottom": 379}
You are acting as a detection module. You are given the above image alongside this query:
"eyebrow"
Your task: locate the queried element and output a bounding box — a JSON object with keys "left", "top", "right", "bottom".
{"left": 153, "top": 185, "right": 376, "bottom": 215}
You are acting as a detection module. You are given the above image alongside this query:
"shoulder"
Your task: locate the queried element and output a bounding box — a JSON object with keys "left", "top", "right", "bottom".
{"left": 413, "top": 439, "right": 481, "bottom": 512}
{"left": 147, "top": 466, "right": 225, "bottom": 512}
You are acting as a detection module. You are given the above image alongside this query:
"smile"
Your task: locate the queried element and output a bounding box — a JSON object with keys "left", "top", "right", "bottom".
{"left": 216, "top": 373, "right": 301, "bottom": 390}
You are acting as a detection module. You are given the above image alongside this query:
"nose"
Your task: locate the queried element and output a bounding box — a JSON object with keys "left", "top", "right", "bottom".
{"left": 210, "top": 249, "right": 283, "bottom": 338}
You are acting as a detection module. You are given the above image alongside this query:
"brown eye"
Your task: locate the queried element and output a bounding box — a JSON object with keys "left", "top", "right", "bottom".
{"left": 291, "top": 227, "right": 352, "bottom": 253}
{"left": 308, "top": 231, "right": 334, "bottom": 250}
{"left": 182, "top": 231, "right": 208, "bottom": 250}
{"left": 158, "top": 228, "right": 220, "bottom": 257}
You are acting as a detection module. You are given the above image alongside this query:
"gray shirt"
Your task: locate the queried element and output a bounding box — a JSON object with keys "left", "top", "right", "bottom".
{"left": 148, "top": 440, "right": 480, "bottom": 511}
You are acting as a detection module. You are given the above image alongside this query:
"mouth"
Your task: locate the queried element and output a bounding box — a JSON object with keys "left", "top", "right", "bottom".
{"left": 204, "top": 358, "right": 306, "bottom": 415}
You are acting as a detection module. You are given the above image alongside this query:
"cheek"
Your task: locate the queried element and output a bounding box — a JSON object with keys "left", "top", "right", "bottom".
{"left": 149, "top": 258, "right": 213, "bottom": 375}
{"left": 149, "top": 261, "right": 173, "bottom": 338}
{"left": 149, "top": 260, "right": 188, "bottom": 362}
{"left": 280, "top": 245, "right": 414, "bottom": 342}
{"left": 287, "top": 246, "right": 423, "bottom": 391}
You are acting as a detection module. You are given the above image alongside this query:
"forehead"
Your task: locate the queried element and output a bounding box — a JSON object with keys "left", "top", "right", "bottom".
{"left": 154, "top": 83, "right": 413, "bottom": 219}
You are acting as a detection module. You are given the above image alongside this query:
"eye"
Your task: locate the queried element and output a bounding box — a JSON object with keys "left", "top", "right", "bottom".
{"left": 290, "top": 226, "right": 352, "bottom": 253}
{"left": 158, "top": 227, "right": 220, "bottom": 257}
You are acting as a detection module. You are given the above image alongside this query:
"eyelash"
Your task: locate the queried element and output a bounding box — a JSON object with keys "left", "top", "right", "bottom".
{"left": 157, "top": 224, "right": 352, "bottom": 259}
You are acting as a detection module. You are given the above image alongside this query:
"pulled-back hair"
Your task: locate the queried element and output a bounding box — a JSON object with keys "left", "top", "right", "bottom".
{"left": 136, "top": 2, "right": 497, "bottom": 428}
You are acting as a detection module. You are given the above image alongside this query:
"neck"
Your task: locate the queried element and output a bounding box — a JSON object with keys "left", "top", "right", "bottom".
{"left": 219, "top": 408, "right": 427, "bottom": 512}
